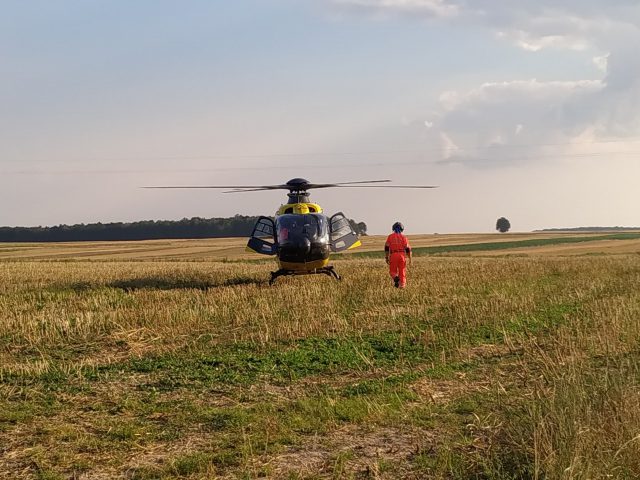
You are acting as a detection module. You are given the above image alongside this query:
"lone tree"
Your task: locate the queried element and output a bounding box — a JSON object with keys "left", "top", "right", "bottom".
{"left": 496, "top": 217, "right": 511, "bottom": 233}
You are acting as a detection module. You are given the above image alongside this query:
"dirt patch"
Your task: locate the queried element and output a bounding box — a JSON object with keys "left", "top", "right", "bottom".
{"left": 266, "top": 425, "right": 427, "bottom": 479}
{"left": 411, "top": 376, "right": 473, "bottom": 404}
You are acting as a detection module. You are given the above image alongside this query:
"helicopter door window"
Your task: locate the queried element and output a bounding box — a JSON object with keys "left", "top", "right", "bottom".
{"left": 247, "top": 216, "right": 277, "bottom": 256}
{"left": 329, "top": 212, "right": 359, "bottom": 252}
{"left": 330, "top": 216, "right": 353, "bottom": 242}
{"left": 252, "top": 217, "right": 275, "bottom": 241}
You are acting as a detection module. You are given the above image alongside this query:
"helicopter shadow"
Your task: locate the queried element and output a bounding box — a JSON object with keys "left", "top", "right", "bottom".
{"left": 106, "top": 275, "right": 267, "bottom": 292}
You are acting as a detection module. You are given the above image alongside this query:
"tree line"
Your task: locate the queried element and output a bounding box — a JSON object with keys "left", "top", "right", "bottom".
{"left": 0, "top": 216, "right": 368, "bottom": 242}
{"left": 538, "top": 226, "right": 640, "bottom": 232}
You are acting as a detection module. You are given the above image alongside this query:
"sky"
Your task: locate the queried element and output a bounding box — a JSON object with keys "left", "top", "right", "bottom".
{"left": 1, "top": 0, "right": 639, "bottom": 234}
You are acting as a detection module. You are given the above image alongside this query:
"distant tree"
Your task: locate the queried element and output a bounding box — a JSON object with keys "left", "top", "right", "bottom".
{"left": 348, "top": 220, "right": 368, "bottom": 236}
{"left": 496, "top": 217, "right": 511, "bottom": 233}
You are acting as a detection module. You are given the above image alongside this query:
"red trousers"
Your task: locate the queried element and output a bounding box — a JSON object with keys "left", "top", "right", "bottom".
{"left": 389, "top": 253, "right": 407, "bottom": 287}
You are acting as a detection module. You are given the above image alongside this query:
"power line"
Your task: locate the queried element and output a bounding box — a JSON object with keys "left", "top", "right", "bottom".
{"left": 3, "top": 138, "right": 640, "bottom": 166}
{"left": 1, "top": 149, "right": 639, "bottom": 175}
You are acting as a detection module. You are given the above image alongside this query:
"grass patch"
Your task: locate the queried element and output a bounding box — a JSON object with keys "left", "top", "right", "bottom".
{"left": 352, "top": 233, "right": 640, "bottom": 258}
{"left": 2, "top": 255, "right": 640, "bottom": 478}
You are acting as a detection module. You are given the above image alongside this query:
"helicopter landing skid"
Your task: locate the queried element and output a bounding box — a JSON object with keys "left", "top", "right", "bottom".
{"left": 269, "top": 266, "right": 341, "bottom": 285}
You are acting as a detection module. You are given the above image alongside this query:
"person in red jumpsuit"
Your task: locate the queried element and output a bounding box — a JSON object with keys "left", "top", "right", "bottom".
{"left": 385, "top": 222, "right": 412, "bottom": 288}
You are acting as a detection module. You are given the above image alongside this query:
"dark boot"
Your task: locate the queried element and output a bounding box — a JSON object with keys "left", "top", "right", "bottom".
{"left": 394, "top": 276, "right": 400, "bottom": 288}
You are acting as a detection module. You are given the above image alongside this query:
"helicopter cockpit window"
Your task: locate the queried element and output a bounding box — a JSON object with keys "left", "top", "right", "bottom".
{"left": 277, "top": 214, "right": 328, "bottom": 242}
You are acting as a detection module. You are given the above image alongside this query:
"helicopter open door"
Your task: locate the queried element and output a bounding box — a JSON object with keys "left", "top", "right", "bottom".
{"left": 247, "top": 216, "right": 277, "bottom": 255}
{"left": 329, "top": 212, "right": 361, "bottom": 252}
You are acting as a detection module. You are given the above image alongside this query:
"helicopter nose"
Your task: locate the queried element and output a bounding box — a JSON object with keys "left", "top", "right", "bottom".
{"left": 298, "top": 236, "right": 311, "bottom": 254}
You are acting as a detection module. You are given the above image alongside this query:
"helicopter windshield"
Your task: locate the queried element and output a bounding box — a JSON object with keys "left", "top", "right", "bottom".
{"left": 276, "top": 214, "right": 328, "bottom": 242}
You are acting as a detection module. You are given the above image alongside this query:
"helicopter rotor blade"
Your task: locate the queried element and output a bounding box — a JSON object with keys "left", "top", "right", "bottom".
{"left": 144, "top": 180, "right": 438, "bottom": 191}
{"left": 334, "top": 185, "right": 439, "bottom": 189}
{"left": 144, "top": 181, "right": 391, "bottom": 191}
{"left": 221, "top": 184, "right": 438, "bottom": 192}
{"left": 142, "top": 185, "right": 287, "bottom": 190}
{"left": 300, "top": 180, "right": 391, "bottom": 189}
{"left": 222, "top": 187, "right": 286, "bottom": 193}
{"left": 329, "top": 180, "right": 391, "bottom": 185}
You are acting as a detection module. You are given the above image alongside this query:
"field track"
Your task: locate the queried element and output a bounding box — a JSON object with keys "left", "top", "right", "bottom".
{"left": 1, "top": 233, "right": 639, "bottom": 478}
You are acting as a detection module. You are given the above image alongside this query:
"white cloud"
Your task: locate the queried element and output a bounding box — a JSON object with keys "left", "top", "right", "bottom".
{"left": 496, "top": 30, "right": 588, "bottom": 52}
{"left": 433, "top": 79, "right": 605, "bottom": 164}
{"left": 328, "top": 0, "right": 640, "bottom": 166}
{"left": 592, "top": 54, "right": 609, "bottom": 72}
{"left": 331, "top": 0, "right": 460, "bottom": 18}
{"left": 439, "top": 131, "right": 460, "bottom": 159}
{"left": 432, "top": 60, "right": 640, "bottom": 166}
{"left": 330, "top": 0, "right": 640, "bottom": 53}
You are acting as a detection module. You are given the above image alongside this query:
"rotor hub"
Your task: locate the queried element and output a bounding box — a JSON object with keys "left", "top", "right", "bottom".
{"left": 286, "top": 191, "right": 311, "bottom": 204}
{"left": 285, "top": 178, "right": 312, "bottom": 203}
{"left": 285, "top": 178, "right": 311, "bottom": 192}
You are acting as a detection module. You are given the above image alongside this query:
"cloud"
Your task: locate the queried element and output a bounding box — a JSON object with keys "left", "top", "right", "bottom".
{"left": 432, "top": 35, "right": 640, "bottom": 164}
{"left": 331, "top": 0, "right": 460, "bottom": 19}
{"left": 592, "top": 54, "right": 609, "bottom": 72}
{"left": 328, "top": 0, "right": 640, "bottom": 166}
{"left": 496, "top": 30, "right": 588, "bottom": 52}
{"left": 430, "top": 79, "right": 604, "bottom": 165}
{"left": 331, "top": 0, "right": 640, "bottom": 52}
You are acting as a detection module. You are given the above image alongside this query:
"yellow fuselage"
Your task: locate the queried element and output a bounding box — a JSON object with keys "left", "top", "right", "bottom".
{"left": 276, "top": 202, "right": 324, "bottom": 216}
{"left": 275, "top": 202, "right": 330, "bottom": 271}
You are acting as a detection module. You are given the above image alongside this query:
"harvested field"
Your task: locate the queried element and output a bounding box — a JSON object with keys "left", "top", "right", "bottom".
{"left": 1, "top": 234, "right": 639, "bottom": 478}
{"left": 2, "top": 231, "right": 640, "bottom": 261}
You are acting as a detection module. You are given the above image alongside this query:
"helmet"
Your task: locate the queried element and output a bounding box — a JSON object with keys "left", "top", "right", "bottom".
{"left": 392, "top": 222, "right": 404, "bottom": 233}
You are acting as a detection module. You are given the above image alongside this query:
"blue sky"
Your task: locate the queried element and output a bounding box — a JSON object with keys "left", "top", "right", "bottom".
{"left": 2, "top": 0, "right": 639, "bottom": 233}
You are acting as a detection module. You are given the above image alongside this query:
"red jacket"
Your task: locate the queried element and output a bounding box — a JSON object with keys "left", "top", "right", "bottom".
{"left": 385, "top": 232, "right": 411, "bottom": 255}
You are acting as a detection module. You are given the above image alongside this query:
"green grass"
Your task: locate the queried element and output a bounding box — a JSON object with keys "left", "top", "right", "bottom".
{"left": 351, "top": 232, "right": 640, "bottom": 258}
{"left": 2, "top": 255, "right": 640, "bottom": 478}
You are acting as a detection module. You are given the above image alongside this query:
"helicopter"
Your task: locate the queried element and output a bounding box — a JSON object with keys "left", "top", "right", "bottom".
{"left": 147, "top": 178, "right": 437, "bottom": 284}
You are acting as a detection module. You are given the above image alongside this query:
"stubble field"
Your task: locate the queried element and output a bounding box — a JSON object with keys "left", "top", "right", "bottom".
{"left": 1, "top": 233, "right": 640, "bottom": 479}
